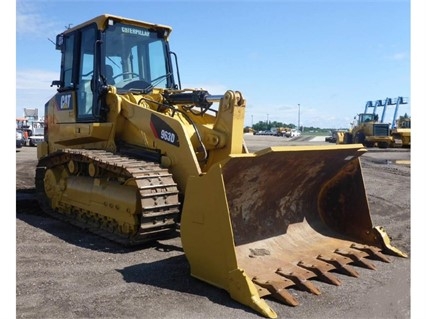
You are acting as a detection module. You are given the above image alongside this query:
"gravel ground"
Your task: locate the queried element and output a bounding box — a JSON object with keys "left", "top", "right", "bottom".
{"left": 15, "top": 136, "right": 412, "bottom": 319}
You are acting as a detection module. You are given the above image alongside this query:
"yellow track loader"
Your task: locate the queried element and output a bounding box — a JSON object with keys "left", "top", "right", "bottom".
{"left": 36, "top": 14, "right": 407, "bottom": 318}
{"left": 391, "top": 116, "right": 411, "bottom": 148}
{"left": 388, "top": 97, "right": 410, "bottom": 148}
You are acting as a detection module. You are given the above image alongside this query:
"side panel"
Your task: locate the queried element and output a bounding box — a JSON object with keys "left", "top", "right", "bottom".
{"left": 52, "top": 92, "right": 77, "bottom": 123}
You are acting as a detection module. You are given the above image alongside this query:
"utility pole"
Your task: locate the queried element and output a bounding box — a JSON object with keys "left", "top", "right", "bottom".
{"left": 298, "top": 104, "right": 300, "bottom": 131}
{"left": 267, "top": 114, "right": 269, "bottom": 129}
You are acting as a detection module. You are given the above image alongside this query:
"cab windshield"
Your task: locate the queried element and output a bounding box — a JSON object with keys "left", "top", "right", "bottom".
{"left": 359, "top": 113, "right": 375, "bottom": 123}
{"left": 103, "top": 22, "right": 172, "bottom": 91}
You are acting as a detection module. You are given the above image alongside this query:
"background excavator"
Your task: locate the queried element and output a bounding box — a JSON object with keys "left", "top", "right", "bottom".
{"left": 36, "top": 14, "right": 407, "bottom": 318}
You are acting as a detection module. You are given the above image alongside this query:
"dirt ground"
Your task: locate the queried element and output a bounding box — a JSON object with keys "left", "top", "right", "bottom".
{"left": 15, "top": 136, "right": 411, "bottom": 319}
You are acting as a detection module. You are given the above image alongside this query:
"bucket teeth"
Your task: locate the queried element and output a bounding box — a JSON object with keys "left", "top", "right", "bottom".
{"left": 276, "top": 268, "right": 321, "bottom": 295}
{"left": 317, "top": 254, "right": 360, "bottom": 278}
{"left": 334, "top": 248, "right": 377, "bottom": 270}
{"left": 350, "top": 243, "right": 392, "bottom": 263}
{"left": 297, "top": 260, "right": 342, "bottom": 286}
{"left": 252, "top": 277, "right": 299, "bottom": 306}
{"left": 247, "top": 243, "right": 392, "bottom": 312}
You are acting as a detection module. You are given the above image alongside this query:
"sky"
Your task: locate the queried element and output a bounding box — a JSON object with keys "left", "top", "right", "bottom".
{"left": 14, "top": 0, "right": 414, "bottom": 130}
{"left": 8, "top": 0, "right": 426, "bottom": 316}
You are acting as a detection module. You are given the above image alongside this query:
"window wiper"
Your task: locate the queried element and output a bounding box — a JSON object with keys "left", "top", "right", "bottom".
{"left": 118, "top": 73, "right": 172, "bottom": 94}
{"left": 140, "top": 73, "right": 172, "bottom": 94}
{"left": 151, "top": 73, "right": 172, "bottom": 86}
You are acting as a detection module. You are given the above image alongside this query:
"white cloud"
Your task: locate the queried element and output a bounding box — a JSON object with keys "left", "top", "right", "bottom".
{"left": 16, "top": 69, "right": 58, "bottom": 117}
{"left": 388, "top": 52, "right": 408, "bottom": 61}
{"left": 16, "top": 69, "right": 58, "bottom": 90}
{"left": 16, "top": 1, "right": 58, "bottom": 38}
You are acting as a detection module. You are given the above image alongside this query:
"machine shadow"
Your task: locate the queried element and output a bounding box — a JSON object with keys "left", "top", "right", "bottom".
{"left": 117, "top": 256, "right": 259, "bottom": 316}
{"left": 17, "top": 188, "right": 258, "bottom": 315}
{"left": 16, "top": 188, "right": 183, "bottom": 254}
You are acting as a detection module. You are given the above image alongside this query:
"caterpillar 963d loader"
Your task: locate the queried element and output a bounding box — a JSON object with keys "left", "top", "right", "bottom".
{"left": 36, "top": 14, "right": 407, "bottom": 318}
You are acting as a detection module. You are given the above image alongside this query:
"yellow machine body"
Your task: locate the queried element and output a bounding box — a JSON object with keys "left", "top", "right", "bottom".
{"left": 340, "top": 113, "right": 392, "bottom": 148}
{"left": 36, "top": 14, "right": 407, "bottom": 318}
{"left": 391, "top": 117, "right": 411, "bottom": 148}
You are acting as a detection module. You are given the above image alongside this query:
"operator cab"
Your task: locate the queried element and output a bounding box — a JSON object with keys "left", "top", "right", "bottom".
{"left": 358, "top": 113, "right": 379, "bottom": 124}
{"left": 399, "top": 118, "right": 411, "bottom": 128}
{"left": 52, "top": 15, "right": 177, "bottom": 122}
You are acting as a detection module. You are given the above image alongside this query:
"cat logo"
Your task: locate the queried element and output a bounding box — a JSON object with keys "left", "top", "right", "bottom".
{"left": 59, "top": 94, "right": 72, "bottom": 110}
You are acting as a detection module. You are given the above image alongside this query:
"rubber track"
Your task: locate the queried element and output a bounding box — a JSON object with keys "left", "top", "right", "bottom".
{"left": 35, "top": 149, "right": 181, "bottom": 246}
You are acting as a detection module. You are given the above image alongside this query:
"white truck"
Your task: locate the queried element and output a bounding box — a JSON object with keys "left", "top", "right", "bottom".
{"left": 28, "top": 127, "right": 44, "bottom": 147}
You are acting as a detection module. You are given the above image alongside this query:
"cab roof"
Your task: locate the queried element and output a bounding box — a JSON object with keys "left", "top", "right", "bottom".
{"left": 62, "top": 14, "right": 173, "bottom": 39}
